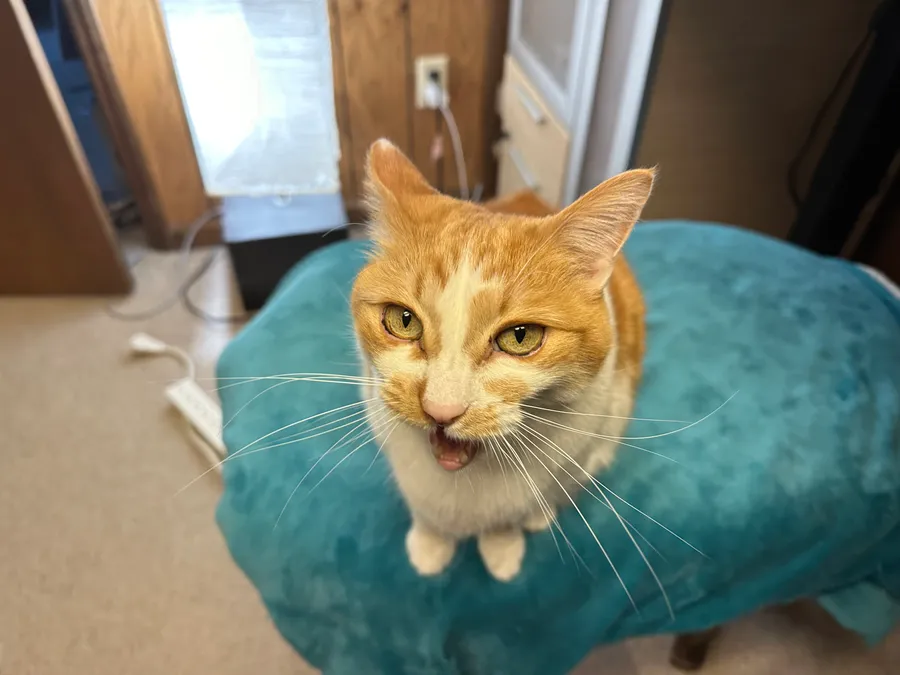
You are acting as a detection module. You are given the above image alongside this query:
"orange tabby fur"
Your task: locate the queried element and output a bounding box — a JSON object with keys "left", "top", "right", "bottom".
{"left": 351, "top": 139, "right": 653, "bottom": 581}
{"left": 481, "top": 189, "right": 646, "bottom": 386}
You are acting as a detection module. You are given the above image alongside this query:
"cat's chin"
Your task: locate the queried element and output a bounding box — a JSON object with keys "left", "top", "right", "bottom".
{"left": 428, "top": 427, "right": 479, "bottom": 471}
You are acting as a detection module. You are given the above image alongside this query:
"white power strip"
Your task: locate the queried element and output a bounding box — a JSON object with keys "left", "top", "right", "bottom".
{"left": 127, "top": 333, "right": 226, "bottom": 473}
{"left": 165, "top": 378, "right": 226, "bottom": 470}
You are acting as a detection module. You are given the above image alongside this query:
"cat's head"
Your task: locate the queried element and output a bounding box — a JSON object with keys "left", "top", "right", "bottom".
{"left": 350, "top": 140, "right": 653, "bottom": 470}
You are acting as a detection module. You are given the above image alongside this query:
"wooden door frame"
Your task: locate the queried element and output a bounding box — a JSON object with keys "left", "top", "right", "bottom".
{"left": 61, "top": 0, "right": 217, "bottom": 249}
{"left": 62, "top": 0, "right": 170, "bottom": 248}
{"left": 481, "top": 0, "right": 511, "bottom": 200}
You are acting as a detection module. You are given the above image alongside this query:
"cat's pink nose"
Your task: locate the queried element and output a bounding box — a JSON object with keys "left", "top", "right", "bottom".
{"left": 422, "top": 399, "right": 468, "bottom": 426}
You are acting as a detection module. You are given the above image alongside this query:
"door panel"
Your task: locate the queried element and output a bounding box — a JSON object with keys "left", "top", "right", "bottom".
{"left": 0, "top": 0, "right": 130, "bottom": 295}
{"left": 518, "top": 0, "right": 578, "bottom": 90}
{"left": 508, "top": 0, "right": 603, "bottom": 127}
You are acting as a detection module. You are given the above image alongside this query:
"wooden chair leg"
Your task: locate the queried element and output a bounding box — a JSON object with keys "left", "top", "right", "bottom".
{"left": 669, "top": 627, "right": 722, "bottom": 672}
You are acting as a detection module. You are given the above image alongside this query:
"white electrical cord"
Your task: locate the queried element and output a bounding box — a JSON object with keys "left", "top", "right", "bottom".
{"left": 106, "top": 209, "right": 221, "bottom": 321}
{"left": 424, "top": 79, "right": 469, "bottom": 201}
{"left": 128, "top": 332, "right": 197, "bottom": 381}
{"left": 439, "top": 104, "right": 469, "bottom": 201}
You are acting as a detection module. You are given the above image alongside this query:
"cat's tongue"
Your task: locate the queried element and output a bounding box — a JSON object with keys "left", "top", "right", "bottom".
{"left": 429, "top": 427, "right": 477, "bottom": 471}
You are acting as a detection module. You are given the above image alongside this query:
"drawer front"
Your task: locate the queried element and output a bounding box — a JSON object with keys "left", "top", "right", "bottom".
{"left": 495, "top": 139, "right": 561, "bottom": 207}
{"left": 498, "top": 55, "right": 569, "bottom": 206}
{"left": 495, "top": 137, "right": 565, "bottom": 207}
{"left": 496, "top": 141, "right": 530, "bottom": 198}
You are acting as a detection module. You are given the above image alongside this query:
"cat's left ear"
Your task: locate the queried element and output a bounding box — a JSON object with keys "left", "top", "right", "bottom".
{"left": 553, "top": 168, "right": 656, "bottom": 288}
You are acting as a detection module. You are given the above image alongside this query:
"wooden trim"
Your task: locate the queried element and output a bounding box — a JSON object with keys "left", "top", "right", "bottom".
{"left": 61, "top": 0, "right": 170, "bottom": 249}
{"left": 333, "top": 0, "right": 413, "bottom": 183}
{"left": 328, "top": 0, "right": 358, "bottom": 202}
{"left": 481, "top": 0, "right": 510, "bottom": 199}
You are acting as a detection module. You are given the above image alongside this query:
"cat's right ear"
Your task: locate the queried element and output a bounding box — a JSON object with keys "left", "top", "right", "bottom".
{"left": 365, "top": 139, "right": 434, "bottom": 205}
{"left": 364, "top": 139, "right": 435, "bottom": 245}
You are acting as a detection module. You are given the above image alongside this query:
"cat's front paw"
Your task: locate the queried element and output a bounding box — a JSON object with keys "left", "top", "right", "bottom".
{"left": 406, "top": 523, "right": 456, "bottom": 576}
{"left": 478, "top": 529, "right": 526, "bottom": 582}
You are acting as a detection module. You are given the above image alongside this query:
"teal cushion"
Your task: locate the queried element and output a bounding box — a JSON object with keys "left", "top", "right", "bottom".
{"left": 216, "top": 221, "right": 900, "bottom": 674}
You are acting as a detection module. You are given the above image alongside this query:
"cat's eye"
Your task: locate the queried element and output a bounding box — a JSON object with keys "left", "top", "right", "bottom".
{"left": 495, "top": 324, "right": 544, "bottom": 356}
{"left": 383, "top": 305, "right": 423, "bottom": 341}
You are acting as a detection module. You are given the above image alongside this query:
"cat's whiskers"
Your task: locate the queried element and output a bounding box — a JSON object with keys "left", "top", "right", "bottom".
{"left": 222, "top": 379, "right": 296, "bottom": 430}
{"left": 207, "top": 371, "right": 378, "bottom": 383}
{"left": 521, "top": 412, "right": 678, "bottom": 463}
{"left": 596, "top": 392, "right": 738, "bottom": 441}
{"left": 207, "top": 408, "right": 379, "bottom": 494}
{"left": 144, "top": 370, "right": 375, "bottom": 387}
{"left": 508, "top": 425, "right": 664, "bottom": 561}
{"left": 517, "top": 422, "right": 674, "bottom": 619}
{"left": 518, "top": 419, "right": 701, "bottom": 556}
{"left": 233, "top": 398, "right": 379, "bottom": 457}
{"left": 464, "top": 470, "right": 476, "bottom": 494}
{"left": 495, "top": 434, "right": 579, "bottom": 566}
{"left": 229, "top": 406, "right": 377, "bottom": 462}
{"left": 306, "top": 417, "right": 399, "bottom": 501}
{"left": 320, "top": 408, "right": 392, "bottom": 459}
{"left": 274, "top": 408, "right": 394, "bottom": 528}
{"left": 210, "top": 372, "right": 380, "bottom": 383}
{"left": 512, "top": 430, "right": 632, "bottom": 605}
{"left": 221, "top": 376, "right": 380, "bottom": 392}
{"left": 488, "top": 436, "right": 557, "bottom": 552}
{"left": 363, "top": 406, "right": 396, "bottom": 476}
{"left": 263, "top": 404, "right": 379, "bottom": 446}
{"left": 520, "top": 403, "right": 687, "bottom": 424}
{"left": 520, "top": 393, "right": 736, "bottom": 445}
{"left": 484, "top": 436, "right": 512, "bottom": 499}
{"left": 209, "top": 373, "right": 381, "bottom": 394}
{"left": 593, "top": 479, "right": 707, "bottom": 558}
{"left": 174, "top": 398, "right": 377, "bottom": 495}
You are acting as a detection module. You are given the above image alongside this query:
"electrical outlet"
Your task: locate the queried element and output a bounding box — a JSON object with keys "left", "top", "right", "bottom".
{"left": 415, "top": 54, "right": 449, "bottom": 109}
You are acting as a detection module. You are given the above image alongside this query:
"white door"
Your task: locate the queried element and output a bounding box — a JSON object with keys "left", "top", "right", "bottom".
{"left": 506, "top": 0, "right": 609, "bottom": 203}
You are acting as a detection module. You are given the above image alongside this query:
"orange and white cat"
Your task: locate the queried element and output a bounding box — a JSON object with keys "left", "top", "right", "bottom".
{"left": 351, "top": 140, "right": 653, "bottom": 581}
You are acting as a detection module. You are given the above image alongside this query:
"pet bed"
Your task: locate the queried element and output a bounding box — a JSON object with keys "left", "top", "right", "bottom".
{"left": 216, "top": 221, "right": 900, "bottom": 674}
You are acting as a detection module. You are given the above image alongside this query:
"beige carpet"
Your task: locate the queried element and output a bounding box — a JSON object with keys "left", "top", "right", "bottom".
{"left": 1, "top": 245, "right": 897, "bottom": 675}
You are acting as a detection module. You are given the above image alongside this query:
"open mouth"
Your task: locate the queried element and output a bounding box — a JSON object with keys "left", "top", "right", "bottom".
{"left": 429, "top": 427, "right": 479, "bottom": 471}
